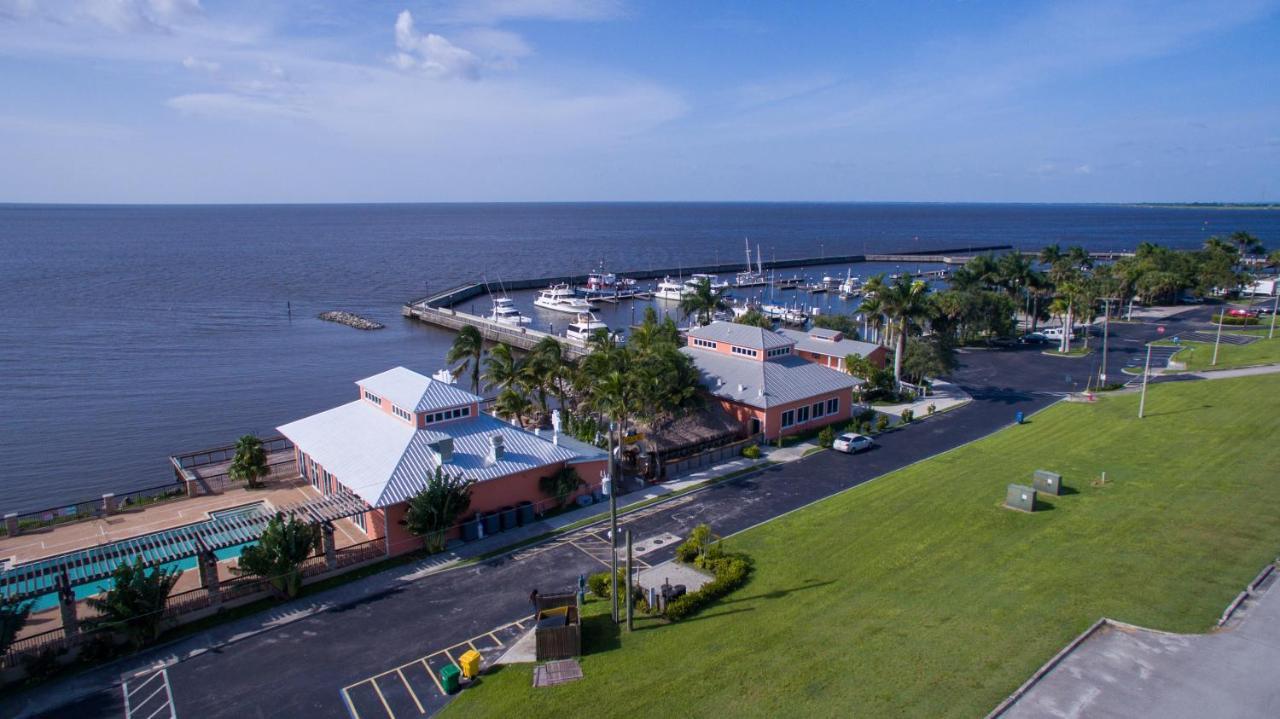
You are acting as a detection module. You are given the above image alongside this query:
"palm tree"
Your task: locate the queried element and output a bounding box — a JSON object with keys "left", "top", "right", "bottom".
{"left": 447, "top": 325, "right": 485, "bottom": 394}
{"left": 858, "top": 294, "right": 886, "bottom": 345}
{"left": 405, "top": 468, "right": 474, "bottom": 553}
{"left": 483, "top": 343, "right": 524, "bottom": 394}
{"left": 1, "top": 594, "right": 31, "bottom": 657}
{"left": 228, "top": 435, "right": 269, "bottom": 489}
{"left": 87, "top": 558, "right": 182, "bottom": 648}
{"left": 493, "top": 388, "right": 532, "bottom": 427}
{"left": 1039, "top": 244, "right": 1064, "bottom": 267}
{"left": 233, "top": 513, "right": 317, "bottom": 599}
{"left": 877, "top": 275, "right": 932, "bottom": 388}
{"left": 678, "top": 277, "right": 729, "bottom": 326}
{"left": 526, "top": 336, "right": 565, "bottom": 417}
{"left": 1230, "top": 230, "right": 1264, "bottom": 258}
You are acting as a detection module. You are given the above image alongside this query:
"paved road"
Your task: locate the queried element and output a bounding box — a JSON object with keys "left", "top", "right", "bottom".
{"left": 5, "top": 312, "right": 1192, "bottom": 719}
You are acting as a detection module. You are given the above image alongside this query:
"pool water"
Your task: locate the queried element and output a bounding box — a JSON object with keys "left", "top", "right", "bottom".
{"left": 8, "top": 502, "right": 268, "bottom": 613}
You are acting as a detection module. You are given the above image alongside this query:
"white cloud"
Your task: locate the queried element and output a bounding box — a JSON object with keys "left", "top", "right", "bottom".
{"left": 392, "top": 10, "right": 480, "bottom": 80}
{"left": 181, "top": 55, "right": 219, "bottom": 74}
{"left": 78, "top": 0, "right": 202, "bottom": 33}
{"left": 455, "top": 27, "right": 533, "bottom": 68}
{"left": 166, "top": 92, "right": 305, "bottom": 120}
{"left": 441, "top": 0, "right": 623, "bottom": 24}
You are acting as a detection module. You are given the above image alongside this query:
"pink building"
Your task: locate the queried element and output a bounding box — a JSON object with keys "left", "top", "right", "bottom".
{"left": 777, "top": 327, "right": 889, "bottom": 372}
{"left": 681, "top": 322, "right": 861, "bottom": 440}
{"left": 278, "top": 367, "right": 606, "bottom": 556}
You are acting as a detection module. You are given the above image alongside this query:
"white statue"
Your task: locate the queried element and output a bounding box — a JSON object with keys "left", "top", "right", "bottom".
{"left": 551, "top": 409, "right": 562, "bottom": 434}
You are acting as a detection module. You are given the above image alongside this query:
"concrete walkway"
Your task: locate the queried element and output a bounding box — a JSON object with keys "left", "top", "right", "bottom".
{"left": 872, "top": 379, "right": 973, "bottom": 419}
{"left": 996, "top": 568, "right": 1280, "bottom": 718}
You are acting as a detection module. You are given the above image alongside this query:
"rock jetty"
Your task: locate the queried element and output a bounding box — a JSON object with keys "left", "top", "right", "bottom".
{"left": 318, "top": 311, "right": 385, "bottom": 330}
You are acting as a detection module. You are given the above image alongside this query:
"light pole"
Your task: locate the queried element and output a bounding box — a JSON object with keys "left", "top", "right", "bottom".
{"left": 1270, "top": 291, "right": 1278, "bottom": 340}
{"left": 1212, "top": 311, "right": 1225, "bottom": 366}
{"left": 1100, "top": 298, "right": 1115, "bottom": 385}
{"left": 607, "top": 420, "right": 618, "bottom": 623}
{"left": 1138, "top": 343, "right": 1153, "bottom": 419}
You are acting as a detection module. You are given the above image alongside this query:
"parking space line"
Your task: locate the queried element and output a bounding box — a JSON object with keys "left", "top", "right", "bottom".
{"left": 395, "top": 669, "right": 425, "bottom": 714}
{"left": 339, "top": 687, "right": 362, "bottom": 719}
{"left": 420, "top": 658, "right": 445, "bottom": 696}
{"left": 369, "top": 678, "right": 394, "bottom": 719}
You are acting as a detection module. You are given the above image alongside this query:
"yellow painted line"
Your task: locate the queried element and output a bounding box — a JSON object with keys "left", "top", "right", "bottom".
{"left": 369, "top": 677, "right": 395, "bottom": 719}
{"left": 395, "top": 668, "right": 425, "bottom": 714}
{"left": 487, "top": 631, "right": 502, "bottom": 644}
{"left": 420, "top": 659, "right": 446, "bottom": 696}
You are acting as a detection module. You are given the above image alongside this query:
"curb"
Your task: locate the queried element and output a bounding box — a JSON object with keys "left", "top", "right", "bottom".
{"left": 985, "top": 618, "right": 1110, "bottom": 719}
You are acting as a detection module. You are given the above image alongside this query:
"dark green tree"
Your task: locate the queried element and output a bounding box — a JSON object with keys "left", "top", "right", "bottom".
{"left": 234, "top": 513, "right": 317, "bottom": 599}
{"left": 228, "top": 434, "right": 269, "bottom": 489}
{"left": 539, "top": 466, "right": 585, "bottom": 508}
{"left": 86, "top": 558, "right": 182, "bottom": 648}
{"left": 1, "top": 593, "right": 32, "bottom": 656}
{"left": 405, "top": 468, "right": 474, "bottom": 553}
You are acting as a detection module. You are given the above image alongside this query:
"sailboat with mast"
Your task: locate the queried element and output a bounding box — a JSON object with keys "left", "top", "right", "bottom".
{"left": 735, "top": 239, "right": 767, "bottom": 288}
{"left": 483, "top": 276, "right": 532, "bottom": 325}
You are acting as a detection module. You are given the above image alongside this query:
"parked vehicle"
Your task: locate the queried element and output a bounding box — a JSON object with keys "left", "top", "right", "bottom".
{"left": 1227, "top": 307, "right": 1260, "bottom": 318}
{"left": 833, "top": 433, "right": 874, "bottom": 454}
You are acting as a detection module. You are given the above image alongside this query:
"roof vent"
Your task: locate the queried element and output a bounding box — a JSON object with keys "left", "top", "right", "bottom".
{"left": 737, "top": 383, "right": 746, "bottom": 393}
{"left": 431, "top": 437, "right": 454, "bottom": 463}
{"left": 489, "top": 434, "right": 505, "bottom": 463}
{"left": 432, "top": 368, "right": 456, "bottom": 384}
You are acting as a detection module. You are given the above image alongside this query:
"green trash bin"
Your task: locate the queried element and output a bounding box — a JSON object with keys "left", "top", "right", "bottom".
{"left": 440, "top": 664, "right": 462, "bottom": 694}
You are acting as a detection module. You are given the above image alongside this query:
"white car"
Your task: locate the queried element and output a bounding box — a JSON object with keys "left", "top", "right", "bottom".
{"left": 833, "top": 433, "right": 874, "bottom": 454}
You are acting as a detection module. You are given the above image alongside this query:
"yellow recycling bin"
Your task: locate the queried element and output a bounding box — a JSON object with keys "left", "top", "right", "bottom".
{"left": 459, "top": 649, "right": 482, "bottom": 680}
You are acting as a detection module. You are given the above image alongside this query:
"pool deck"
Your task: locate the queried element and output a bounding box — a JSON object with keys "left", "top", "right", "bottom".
{"left": 4, "top": 473, "right": 369, "bottom": 640}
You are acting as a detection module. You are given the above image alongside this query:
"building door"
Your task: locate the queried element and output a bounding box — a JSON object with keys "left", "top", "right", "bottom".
{"left": 750, "top": 418, "right": 761, "bottom": 435}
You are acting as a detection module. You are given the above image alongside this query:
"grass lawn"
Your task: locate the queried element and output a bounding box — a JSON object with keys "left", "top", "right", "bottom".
{"left": 442, "top": 375, "right": 1280, "bottom": 718}
{"left": 1166, "top": 334, "right": 1280, "bottom": 370}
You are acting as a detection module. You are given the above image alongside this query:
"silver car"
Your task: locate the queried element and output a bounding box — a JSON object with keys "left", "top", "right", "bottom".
{"left": 833, "top": 432, "right": 874, "bottom": 454}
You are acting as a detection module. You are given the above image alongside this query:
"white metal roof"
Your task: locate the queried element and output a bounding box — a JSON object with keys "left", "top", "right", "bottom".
{"left": 686, "top": 321, "right": 795, "bottom": 351}
{"left": 681, "top": 346, "right": 859, "bottom": 409}
{"left": 356, "top": 366, "right": 481, "bottom": 413}
{"left": 279, "top": 398, "right": 604, "bottom": 508}
{"left": 777, "top": 329, "right": 883, "bottom": 360}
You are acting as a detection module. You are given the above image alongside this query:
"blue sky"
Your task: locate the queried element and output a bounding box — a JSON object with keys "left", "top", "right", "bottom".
{"left": 0, "top": 0, "right": 1277, "bottom": 203}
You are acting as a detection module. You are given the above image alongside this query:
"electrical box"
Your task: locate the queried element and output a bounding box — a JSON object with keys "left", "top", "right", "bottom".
{"left": 1005, "top": 484, "right": 1037, "bottom": 512}
{"left": 1032, "top": 470, "right": 1062, "bottom": 496}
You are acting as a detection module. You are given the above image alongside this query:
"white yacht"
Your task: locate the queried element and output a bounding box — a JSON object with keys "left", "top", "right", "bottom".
{"left": 486, "top": 296, "right": 531, "bottom": 325}
{"left": 839, "top": 270, "right": 862, "bottom": 297}
{"left": 684, "top": 273, "right": 730, "bottom": 293}
{"left": 781, "top": 307, "right": 809, "bottom": 325}
{"left": 760, "top": 303, "right": 788, "bottom": 320}
{"left": 653, "top": 276, "right": 686, "bottom": 302}
{"left": 533, "top": 284, "right": 596, "bottom": 314}
{"left": 565, "top": 312, "right": 609, "bottom": 342}
{"left": 585, "top": 265, "right": 636, "bottom": 292}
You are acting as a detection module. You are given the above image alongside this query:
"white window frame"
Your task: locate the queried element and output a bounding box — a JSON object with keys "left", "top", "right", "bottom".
{"left": 812, "top": 401, "right": 824, "bottom": 418}
{"left": 826, "top": 397, "right": 839, "bottom": 415}
{"left": 781, "top": 409, "right": 795, "bottom": 428}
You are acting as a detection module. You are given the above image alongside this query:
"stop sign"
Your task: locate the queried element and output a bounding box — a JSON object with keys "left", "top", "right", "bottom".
{"left": 1157, "top": 325, "right": 1166, "bottom": 335}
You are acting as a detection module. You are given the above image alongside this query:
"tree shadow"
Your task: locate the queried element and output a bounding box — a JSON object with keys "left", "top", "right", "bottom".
{"left": 720, "top": 578, "right": 835, "bottom": 606}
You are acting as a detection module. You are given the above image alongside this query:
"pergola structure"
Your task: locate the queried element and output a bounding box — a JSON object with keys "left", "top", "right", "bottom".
{"left": 0, "top": 491, "right": 371, "bottom": 604}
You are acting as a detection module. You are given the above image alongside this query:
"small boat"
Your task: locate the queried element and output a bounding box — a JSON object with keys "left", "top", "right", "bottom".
{"left": 486, "top": 296, "right": 531, "bottom": 325}
{"left": 653, "top": 276, "right": 686, "bottom": 302}
{"left": 760, "top": 303, "right": 788, "bottom": 320}
{"left": 838, "top": 270, "right": 861, "bottom": 297}
{"left": 805, "top": 283, "right": 828, "bottom": 293}
{"left": 781, "top": 307, "right": 809, "bottom": 325}
{"left": 533, "top": 284, "right": 596, "bottom": 314}
{"left": 730, "top": 299, "right": 763, "bottom": 318}
{"left": 773, "top": 276, "right": 803, "bottom": 290}
{"left": 565, "top": 311, "right": 609, "bottom": 341}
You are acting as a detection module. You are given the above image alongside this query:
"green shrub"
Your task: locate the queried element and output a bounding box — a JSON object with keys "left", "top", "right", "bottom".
{"left": 1214, "top": 313, "right": 1261, "bottom": 326}
{"left": 741, "top": 444, "right": 761, "bottom": 460}
{"left": 664, "top": 553, "right": 753, "bottom": 622}
{"left": 587, "top": 571, "right": 611, "bottom": 598}
{"left": 21, "top": 646, "right": 66, "bottom": 681}
{"left": 817, "top": 426, "right": 835, "bottom": 448}
{"left": 875, "top": 414, "right": 891, "bottom": 432}
{"left": 927, "top": 403, "right": 937, "bottom": 415}
{"left": 900, "top": 408, "right": 914, "bottom": 424}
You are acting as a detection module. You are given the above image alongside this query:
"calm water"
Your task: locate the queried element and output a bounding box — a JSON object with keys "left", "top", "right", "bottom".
{"left": 2, "top": 203, "right": 1277, "bottom": 513}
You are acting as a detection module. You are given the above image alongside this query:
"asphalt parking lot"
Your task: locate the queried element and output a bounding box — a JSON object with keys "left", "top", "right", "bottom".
{"left": 6, "top": 311, "right": 1196, "bottom": 719}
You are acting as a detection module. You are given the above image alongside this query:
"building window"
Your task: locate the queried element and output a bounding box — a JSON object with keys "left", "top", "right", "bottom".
{"left": 812, "top": 401, "right": 824, "bottom": 419}
{"left": 732, "top": 346, "right": 759, "bottom": 358}
{"left": 364, "top": 390, "right": 382, "bottom": 405}
{"left": 826, "top": 397, "right": 839, "bottom": 415}
{"left": 797, "top": 405, "right": 810, "bottom": 423}
{"left": 393, "top": 405, "right": 413, "bottom": 422}
{"left": 781, "top": 409, "right": 795, "bottom": 428}
{"left": 423, "top": 405, "right": 471, "bottom": 425}
{"left": 693, "top": 338, "right": 716, "bottom": 349}
{"left": 323, "top": 471, "right": 332, "bottom": 496}
{"left": 767, "top": 347, "right": 791, "bottom": 357}
{"left": 352, "top": 510, "right": 367, "bottom": 533}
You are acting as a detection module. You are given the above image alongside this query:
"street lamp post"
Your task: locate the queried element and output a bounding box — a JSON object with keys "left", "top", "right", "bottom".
{"left": 1138, "top": 343, "right": 1153, "bottom": 419}
{"left": 607, "top": 421, "right": 619, "bottom": 623}
{"left": 1270, "top": 291, "right": 1278, "bottom": 340}
{"left": 1212, "top": 311, "right": 1225, "bottom": 366}
{"left": 1100, "top": 298, "right": 1115, "bottom": 385}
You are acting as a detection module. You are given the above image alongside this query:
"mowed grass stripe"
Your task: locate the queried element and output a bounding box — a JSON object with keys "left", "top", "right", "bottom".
{"left": 443, "top": 374, "right": 1280, "bottom": 718}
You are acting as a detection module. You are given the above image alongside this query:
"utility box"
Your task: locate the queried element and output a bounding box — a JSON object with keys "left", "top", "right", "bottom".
{"left": 1005, "top": 484, "right": 1037, "bottom": 512}
{"left": 1032, "top": 470, "right": 1062, "bottom": 495}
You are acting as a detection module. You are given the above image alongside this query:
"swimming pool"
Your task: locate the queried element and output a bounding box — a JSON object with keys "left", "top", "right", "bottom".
{"left": 4, "top": 502, "right": 269, "bottom": 612}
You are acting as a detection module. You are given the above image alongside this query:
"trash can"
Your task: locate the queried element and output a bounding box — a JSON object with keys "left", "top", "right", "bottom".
{"left": 461, "top": 515, "right": 480, "bottom": 542}
{"left": 1015, "top": 411, "right": 1025, "bottom": 425}
{"left": 440, "top": 664, "right": 461, "bottom": 694}
{"left": 500, "top": 506, "right": 517, "bottom": 531}
{"left": 592, "top": 488, "right": 605, "bottom": 503}
{"left": 575, "top": 494, "right": 594, "bottom": 508}
{"left": 517, "top": 500, "right": 535, "bottom": 526}
{"left": 459, "top": 649, "right": 482, "bottom": 679}
{"left": 483, "top": 512, "right": 502, "bottom": 536}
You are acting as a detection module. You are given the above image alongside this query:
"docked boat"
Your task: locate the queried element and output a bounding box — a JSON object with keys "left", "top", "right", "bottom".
{"left": 585, "top": 264, "right": 637, "bottom": 292}
{"left": 653, "top": 276, "right": 686, "bottom": 302}
{"left": 735, "top": 240, "right": 768, "bottom": 287}
{"left": 564, "top": 311, "right": 609, "bottom": 341}
{"left": 685, "top": 273, "right": 730, "bottom": 293}
{"left": 760, "top": 303, "right": 788, "bottom": 320}
{"left": 838, "top": 270, "right": 862, "bottom": 297}
{"left": 773, "top": 276, "right": 803, "bottom": 290}
{"left": 533, "top": 284, "right": 596, "bottom": 314}
{"left": 781, "top": 307, "right": 809, "bottom": 325}
{"left": 805, "top": 282, "right": 828, "bottom": 293}
{"left": 486, "top": 296, "right": 531, "bottom": 325}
